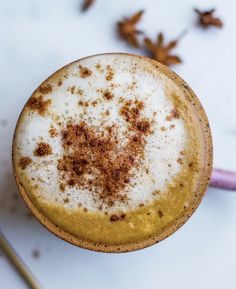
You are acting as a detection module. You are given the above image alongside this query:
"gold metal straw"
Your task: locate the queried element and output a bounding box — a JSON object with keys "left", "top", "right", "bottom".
{"left": 0, "top": 230, "right": 43, "bottom": 289}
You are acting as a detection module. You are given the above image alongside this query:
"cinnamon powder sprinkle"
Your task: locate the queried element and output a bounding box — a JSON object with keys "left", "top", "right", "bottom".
{"left": 136, "top": 120, "right": 151, "bottom": 133}
{"left": 166, "top": 108, "right": 180, "bottom": 121}
{"left": 158, "top": 209, "right": 164, "bottom": 218}
{"left": 177, "top": 157, "right": 183, "bottom": 164}
{"left": 119, "top": 99, "right": 144, "bottom": 122}
{"left": 95, "top": 63, "right": 104, "bottom": 73}
{"left": 39, "top": 84, "right": 52, "bottom": 94}
{"left": 105, "top": 65, "right": 114, "bottom": 81}
{"left": 77, "top": 89, "right": 84, "bottom": 96}
{"left": 63, "top": 197, "right": 69, "bottom": 204}
{"left": 19, "top": 157, "right": 32, "bottom": 170}
{"left": 110, "top": 213, "right": 126, "bottom": 222}
{"left": 79, "top": 65, "right": 92, "bottom": 78}
{"left": 78, "top": 100, "right": 89, "bottom": 107}
{"left": 103, "top": 90, "right": 114, "bottom": 100}
{"left": 59, "top": 183, "right": 65, "bottom": 192}
{"left": 57, "top": 99, "right": 152, "bottom": 207}
{"left": 70, "top": 86, "right": 75, "bottom": 94}
{"left": 27, "top": 95, "right": 51, "bottom": 116}
{"left": 34, "top": 142, "right": 52, "bottom": 157}
{"left": 49, "top": 127, "right": 58, "bottom": 138}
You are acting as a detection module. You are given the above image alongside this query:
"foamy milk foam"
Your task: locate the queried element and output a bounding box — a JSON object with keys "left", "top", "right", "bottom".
{"left": 14, "top": 54, "right": 188, "bottom": 213}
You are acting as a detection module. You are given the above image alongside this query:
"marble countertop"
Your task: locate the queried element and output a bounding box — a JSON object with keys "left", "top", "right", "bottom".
{"left": 0, "top": 0, "right": 236, "bottom": 288}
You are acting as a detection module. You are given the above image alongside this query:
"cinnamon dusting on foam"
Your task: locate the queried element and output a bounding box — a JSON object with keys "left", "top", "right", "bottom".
{"left": 166, "top": 108, "right": 180, "bottom": 121}
{"left": 19, "top": 156, "right": 32, "bottom": 170}
{"left": 27, "top": 95, "right": 51, "bottom": 116}
{"left": 103, "top": 90, "right": 114, "bottom": 100}
{"left": 49, "top": 127, "right": 58, "bottom": 138}
{"left": 110, "top": 213, "right": 126, "bottom": 222}
{"left": 105, "top": 65, "right": 114, "bottom": 81}
{"left": 57, "top": 99, "right": 152, "bottom": 207}
{"left": 39, "top": 84, "right": 52, "bottom": 94}
{"left": 34, "top": 142, "right": 52, "bottom": 157}
{"left": 79, "top": 65, "right": 92, "bottom": 78}
{"left": 57, "top": 80, "right": 62, "bottom": 86}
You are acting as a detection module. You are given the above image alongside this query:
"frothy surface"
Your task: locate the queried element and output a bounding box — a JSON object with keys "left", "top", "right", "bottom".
{"left": 13, "top": 54, "right": 212, "bottom": 250}
{"left": 14, "top": 54, "right": 188, "bottom": 214}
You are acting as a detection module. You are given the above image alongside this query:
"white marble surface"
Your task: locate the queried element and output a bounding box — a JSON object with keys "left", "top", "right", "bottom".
{"left": 0, "top": 0, "right": 236, "bottom": 288}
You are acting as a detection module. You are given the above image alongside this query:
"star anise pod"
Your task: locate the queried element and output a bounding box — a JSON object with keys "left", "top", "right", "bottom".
{"left": 144, "top": 33, "right": 182, "bottom": 66}
{"left": 194, "top": 8, "right": 223, "bottom": 28}
{"left": 117, "top": 10, "right": 144, "bottom": 47}
{"left": 81, "top": 0, "right": 95, "bottom": 12}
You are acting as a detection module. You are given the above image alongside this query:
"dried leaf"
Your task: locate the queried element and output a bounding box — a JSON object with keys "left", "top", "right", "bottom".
{"left": 194, "top": 8, "right": 223, "bottom": 28}
{"left": 117, "top": 10, "right": 144, "bottom": 47}
{"left": 144, "top": 33, "right": 182, "bottom": 66}
{"left": 81, "top": 0, "right": 95, "bottom": 12}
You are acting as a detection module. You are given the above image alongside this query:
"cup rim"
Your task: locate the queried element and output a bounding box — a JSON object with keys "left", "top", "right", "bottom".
{"left": 12, "top": 52, "right": 213, "bottom": 253}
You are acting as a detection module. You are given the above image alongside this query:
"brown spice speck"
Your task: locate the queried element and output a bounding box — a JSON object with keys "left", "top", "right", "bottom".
{"left": 177, "top": 157, "right": 183, "bottom": 164}
{"left": 152, "top": 190, "right": 160, "bottom": 196}
{"left": 70, "top": 86, "right": 75, "bottom": 94}
{"left": 103, "top": 90, "right": 114, "bottom": 100}
{"left": 79, "top": 65, "right": 92, "bottom": 78}
{"left": 166, "top": 108, "right": 180, "bottom": 121}
{"left": 49, "top": 127, "right": 58, "bottom": 138}
{"left": 101, "top": 110, "right": 110, "bottom": 117}
{"left": 95, "top": 63, "right": 104, "bottom": 73}
{"left": 34, "top": 142, "right": 52, "bottom": 157}
{"left": 67, "top": 179, "right": 75, "bottom": 186}
{"left": 39, "top": 84, "right": 52, "bottom": 94}
{"left": 19, "top": 157, "right": 32, "bottom": 170}
{"left": 158, "top": 209, "right": 164, "bottom": 218}
{"left": 98, "top": 204, "right": 103, "bottom": 210}
{"left": 188, "top": 162, "right": 193, "bottom": 168}
{"left": 63, "top": 197, "right": 69, "bottom": 203}
{"left": 27, "top": 95, "right": 51, "bottom": 116}
{"left": 136, "top": 120, "right": 151, "bottom": 134}
{"left": 91, "top": 100, "right": 98, "bottom": 107}
{"left": 105, "top": 65, "right": 114, "bottom": 81}
{"left": 77, "top": 89, "right": 84, "bottom": 96}
{"left": 119, "top": 99, "right": 144, "bottom": 122}
{"left": 110, "top": 213, "right": 126, "bottom": 222}
{"left": 57, "top": 80, "right": 62, "bottom": 86}
{"left": 78, "top": 100, "right": 89, "bottom": 107}
{"left": 59, "top": 183, "right": 65, "bottom": 192}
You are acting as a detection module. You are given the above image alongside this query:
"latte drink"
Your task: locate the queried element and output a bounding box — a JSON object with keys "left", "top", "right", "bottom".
{"left": 12, "top": 53, "right": 212, "bottom": 252}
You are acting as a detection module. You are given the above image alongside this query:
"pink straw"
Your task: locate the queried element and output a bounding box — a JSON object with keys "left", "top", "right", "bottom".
{"left": 210, "top": 168, "right": 236, "bottom": 191}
